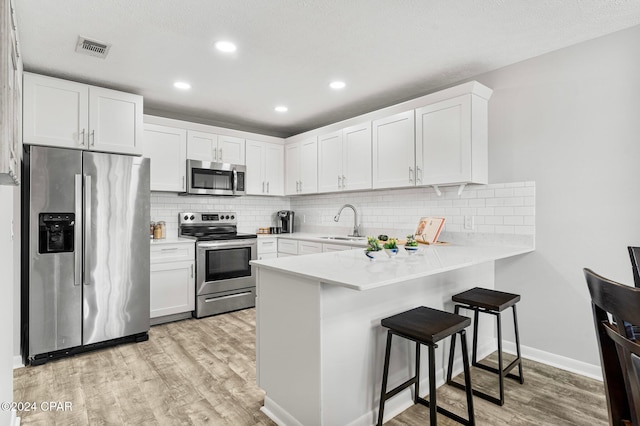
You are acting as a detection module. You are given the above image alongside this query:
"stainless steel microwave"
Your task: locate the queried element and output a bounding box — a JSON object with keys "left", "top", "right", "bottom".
{"left": 186, "top": 160, "right": 246, "bottom": 196}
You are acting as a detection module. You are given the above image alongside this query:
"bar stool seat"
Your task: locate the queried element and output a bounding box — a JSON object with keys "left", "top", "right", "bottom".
{"left": 446, "top": 287, "right": 524, "bottom": 407}
{"left": 378, "top": 306, "right": 475, "bottom": 426}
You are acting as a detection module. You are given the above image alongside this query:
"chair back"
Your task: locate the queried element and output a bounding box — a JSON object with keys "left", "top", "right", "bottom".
{"left": 584, "top": 268, "right": 640, "bottom": 426}
{"left": 629, "top": 247, "right": 640, "bottom": 288}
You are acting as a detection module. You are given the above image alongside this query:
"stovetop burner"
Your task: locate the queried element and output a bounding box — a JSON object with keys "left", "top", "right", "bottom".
{"left": 178, "top": 212, "right": 257, "bottom": 241}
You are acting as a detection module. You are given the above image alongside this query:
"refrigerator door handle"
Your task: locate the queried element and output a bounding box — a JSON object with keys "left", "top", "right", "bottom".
{"left": 84, "top": 175, "right": 92, "bottom": 286}
{"left": 74, "top": 174, "right": 83, "bottom": 286}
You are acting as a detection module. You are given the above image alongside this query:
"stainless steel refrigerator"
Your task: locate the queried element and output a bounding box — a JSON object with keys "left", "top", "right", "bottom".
{"left": 22, "top": 145, "right": 150, "bottom": 365}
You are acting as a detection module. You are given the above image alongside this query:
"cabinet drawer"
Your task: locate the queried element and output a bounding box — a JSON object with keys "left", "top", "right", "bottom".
{"left": 150, "top": 242, "right": 195, "bottom": 263}
{"left": 278, "top": 239, "right": 298, "bottom": 255}
{"left": 322, "top": 243, "right": 352, "bottom": 253}
{"left": 298, "top": 241, "right": 322, "bottom": 255}
{"left": 258, "top": 253, "right": 278, "bottom": 260}
{"left": 258, "top": 237, "right": 278, "bottom": 254}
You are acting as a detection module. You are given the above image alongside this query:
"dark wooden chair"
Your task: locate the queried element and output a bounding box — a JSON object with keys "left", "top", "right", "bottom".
{"left": 629, "top": 247, "right": 640, "bottom": 288}
{"left": 584, "top": 268, "right": 640, "bottom": 426}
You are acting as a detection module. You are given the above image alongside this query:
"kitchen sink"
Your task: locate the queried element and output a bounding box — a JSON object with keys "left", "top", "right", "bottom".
{"left": 320, "top": 236, "right": 366, "bottom": 241}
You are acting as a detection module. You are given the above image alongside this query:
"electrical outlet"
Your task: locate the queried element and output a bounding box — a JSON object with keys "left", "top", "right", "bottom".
{"left": 464, "top": 215, "right": 474, "bottom": 230}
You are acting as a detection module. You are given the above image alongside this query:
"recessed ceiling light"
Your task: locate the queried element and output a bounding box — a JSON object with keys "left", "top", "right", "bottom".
{"left": 215, "top": 41, "right": 237, "bottom": 53}
{"left": 275, "top": 106, "right": 288, "bottom": 113}
{"left": 329, "top": 81, "right": 346, "bottom": 90}
{"left": 173, "top": 81, "right": 191, "bottom": 90}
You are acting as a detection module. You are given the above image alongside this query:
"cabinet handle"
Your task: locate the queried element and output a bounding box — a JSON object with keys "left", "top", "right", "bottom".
{"left": 416, "top": 166, "right": 422, "bottom": 184}
{"left": 80, "top": 129, "right": 86, "bottom": 146}
{"left": 262, "top": 181, "right": 265, "bottom": 193}
{"left": 267, "top": 181, "right": 270, "bottom": 193}
{"left": 90, "top": 130, "right": 95, "bottom": 147}
{"left": 298, "top": 181, "right": 302, "bottom": 192}
{"left": 219, "top": 148, "right": 223, "bottom": 161}
{"left": 213, "top": 147, "right": 217, "bottom": 161}
{"left": 409, "top": 166, "right": 414, "bottom": 183}
{"left": 338, "top": 175, "right": 342, "bottom": 188}
{"left": 182, "top": 176, "right": 185, "bottom": 189}
{"left": 161, "top": 247, "right": 178, "bottom": 251}
{"left": 342, "top": 175, "right": 346, "bottom": 189}
{"left": 191, "top": 264, "right": 194, "bottom": 278}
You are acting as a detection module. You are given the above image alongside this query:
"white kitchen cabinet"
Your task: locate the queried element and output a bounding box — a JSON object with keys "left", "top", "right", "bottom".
{"left": 318, "top": 122, "right": 372, "bottom": 193}
{"left": 0, "top": 0, "right": 21, "bottom": 185}
{"left": 246, "top": 140, "right": 284, "bottom": 196}
{"left": 23, "top": 73, "right": 143, "bottom": 155}
{"left": 144, "top": 124, "right": 187, "bottom": 192}
{"left": 285, "top": 136, "right": 318, "bottom": 195}
{"left": 150, "top": 241, "right": 195, "bottom": 323}
{"left": 372, "top": 110, "right": 415, "bottom": 189}
{"left": 322, "top": 243, "right": 352, "bottom": 253}
{"left": 258, "top": 237, "right": 278, "bottom": 260}
{"left": 415, "top": 94, "right": 488, "bottom": 185}
{"left": 277, "top": 238, "right": 298, "bottom": 256}
{"left": 186, "top": 130, "right": 245, "bottom": 165}
{"left": 298, "top": 240, "right": 322, "bottom": 255}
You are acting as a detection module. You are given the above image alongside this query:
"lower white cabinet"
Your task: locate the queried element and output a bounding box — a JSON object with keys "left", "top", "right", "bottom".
{"left": 322, "top": 243, "right": 352, "bottom": 253}
{"left": 258, "top": 237, "right": 278, "bottom": 260}
{"left": 277, "top": 237, "right": 360, "bottom": 256}
{"left": 298, "top": 241, "right": 322, "bottom": 255}
{"left": 277, "top": 238, "right": 298, "bottom": 256}
{"left": 150, "top": 241, "right": 195, "bottom": 322}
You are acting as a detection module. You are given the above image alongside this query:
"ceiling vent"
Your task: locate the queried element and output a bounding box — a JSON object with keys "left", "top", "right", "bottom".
{"left": 75, "top": 36, "right": 111, "bottom": 59}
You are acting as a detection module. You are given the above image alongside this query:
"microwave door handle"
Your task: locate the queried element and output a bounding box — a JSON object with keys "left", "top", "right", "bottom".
{"left": 233, "top": 168, "right": 238, "bottom": 195}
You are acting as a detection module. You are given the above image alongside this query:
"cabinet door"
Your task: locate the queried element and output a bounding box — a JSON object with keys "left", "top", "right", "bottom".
{"left": 89, "top": 86, "right": 143, "bottom": 155}
{"left": 23, "top": 73, "right": 89, "bottom": 149}
{"left": 264, "top": 142, "right": 284, "bottom": 196}
{"left": 150, "top": 260, "right": 195, "bottom": 318}
{"left": 219, "top": 135, "right": 246, "bottom": 165}
{"left": 299, "top": 137, "right": 318, "bottom": 194}
{"left": 372, "top": 110, "right": 415, "bottom": 189}
{"left": 317, "top": 131, "right": 343, "bottom": 193}
{"left": 285, "top": 143, "right": 300, "bottom": 195}
{"left": 343, "top": 122, "right": 372, "bottom": 191}
{"left": 245, "top": 140, "right": 265, "bottom": 195}
{"left": 186, "top": 130, "right": 217, "bottom": 162}
{"left": 144, "top": 124, "right": 187, "bottom": 192}
{"left": 416, "top": 95, "right": 472, "bottom": 185}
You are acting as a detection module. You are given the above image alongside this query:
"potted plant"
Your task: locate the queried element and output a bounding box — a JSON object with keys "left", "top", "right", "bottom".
{"left": 364, "top": 236, "right": 382, "bottom": 260}
{"left": 404, "top": 234, "right": 419, "bottom": 255}
{"left": 383, "top": 238, "right": 399, "bottom": 258}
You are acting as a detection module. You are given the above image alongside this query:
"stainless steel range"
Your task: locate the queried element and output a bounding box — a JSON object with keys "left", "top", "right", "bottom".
{"left": 179, "top": 212, "right": 257, "bottom": 318}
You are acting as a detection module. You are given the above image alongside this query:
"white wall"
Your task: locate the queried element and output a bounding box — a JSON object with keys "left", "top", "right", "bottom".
{"left": 0, "top": 186, "right": 15, "bottom": 426}
{"left": 470, "top": 25, "right": 640, "bottom": 367}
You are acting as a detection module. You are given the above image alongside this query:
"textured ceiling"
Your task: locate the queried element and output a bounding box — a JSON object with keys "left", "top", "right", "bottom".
{"left": 15, "top": 1, "right": 640, "bottom": 137}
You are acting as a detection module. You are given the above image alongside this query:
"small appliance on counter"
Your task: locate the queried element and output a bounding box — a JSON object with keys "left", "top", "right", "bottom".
{"left": 277, "top": 210, "right": 295, "bottom": 233}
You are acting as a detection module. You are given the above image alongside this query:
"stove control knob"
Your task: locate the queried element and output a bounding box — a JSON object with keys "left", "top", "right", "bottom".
{"left": 183, "top": 215, "right": 189, "bottom": 220}
{"left": 225, "top": 215, "right": 230, "bottom": 219}
{"left": 190, "top": 215, "right": 195, "bottom": 220}
{"left": 230, "top": 215, "right": 235, "bottom": 220}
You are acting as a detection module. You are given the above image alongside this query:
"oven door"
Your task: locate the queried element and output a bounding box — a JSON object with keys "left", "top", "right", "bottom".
{"left": 196, "top": 239, "right": 257, "bottom": 296}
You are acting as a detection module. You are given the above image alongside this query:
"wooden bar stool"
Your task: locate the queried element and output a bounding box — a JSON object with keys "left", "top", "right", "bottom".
{"left": 446, "top": 287, "right": 524, "bottom": 406}
{"left": 377, "top": 306, "right": 475, "bottom": 426}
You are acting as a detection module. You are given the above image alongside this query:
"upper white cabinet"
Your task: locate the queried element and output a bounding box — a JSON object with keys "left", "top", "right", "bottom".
{"left": 285, "top": 136, "right": 318, "bottom": 195}
{"left": 186, "top": 130, "right": 245, "bottom": 165}
{"left": 23, "top": 73, "right": 143, "bottom": 155}
{"left": 246, "top": 140, "right": 284, "bottom": 196}
{"left": 416, "top": 94, "right": 487, "bottom": 185}
{"left": 144, "top": 124, "right": 186, "bottom": 192}
{"left": 318, "top": 122, "right": 372, "bottom": 193}
{"left": 372, "top": 110, "right": 415, "bottom": 189}
{"left": 0, "top": 0, "right": 22, "bottom": 185}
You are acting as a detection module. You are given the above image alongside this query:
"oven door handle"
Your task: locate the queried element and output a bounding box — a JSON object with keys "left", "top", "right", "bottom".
{"left": 204, "top": 291, "right": 253, "bottom": 303}
{"left": 197, "top": 240, "right": 256, "bottom": 250}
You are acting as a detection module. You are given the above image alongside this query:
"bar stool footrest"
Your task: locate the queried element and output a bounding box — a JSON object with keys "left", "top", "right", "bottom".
{"left": 474, "top": 359, "right": 524, "bottom": 383}
{"left": 416, "top": 396, "right": 474, "bottom": 426}
{"left": 447, "top": 379, "right": 503, "bottom": 407}
{"left": 383, "top": 376, "right": 418, "bottom": 401}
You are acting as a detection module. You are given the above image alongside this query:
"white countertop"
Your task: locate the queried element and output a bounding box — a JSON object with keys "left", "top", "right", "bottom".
{"left": 149, "top": 237, "right": 195, "bottom": 245}
{"left": 258, "top": 232, "right": 368, "bottom": 247}
{"left": 251, "top": 244, "right": 533, "bottom": 291}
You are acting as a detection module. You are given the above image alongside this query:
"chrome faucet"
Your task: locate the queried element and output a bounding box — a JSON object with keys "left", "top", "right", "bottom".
{"left": 334, "top": 204, "right": 361, "bottom": 237}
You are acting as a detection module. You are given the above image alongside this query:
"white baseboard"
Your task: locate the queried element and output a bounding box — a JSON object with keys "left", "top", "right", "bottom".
{"left": 11, "top": 409, "right": 20, "bottom": 426}
{"left": 503, "top": 341, "right": 602, "bottom": 381}
{"left": 261, "top": 396, "right": 304, "bottom": 426}
{"left": 13, "top": 355, "right": 23, "bottom": 369}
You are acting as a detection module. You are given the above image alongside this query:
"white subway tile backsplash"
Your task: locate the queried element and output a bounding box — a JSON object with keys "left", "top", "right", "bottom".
{"left": 150, "top": 182, "right": 535, "bottom": 246}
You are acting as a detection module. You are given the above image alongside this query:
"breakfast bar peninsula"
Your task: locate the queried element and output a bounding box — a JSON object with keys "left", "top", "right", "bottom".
{"left": 252, "top": 243, "right": 532, "bottom": 426}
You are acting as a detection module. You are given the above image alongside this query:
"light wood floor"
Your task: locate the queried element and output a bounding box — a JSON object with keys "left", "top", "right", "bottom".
{"left": 14, "top": 309, "right": 608, "bottom": 425}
